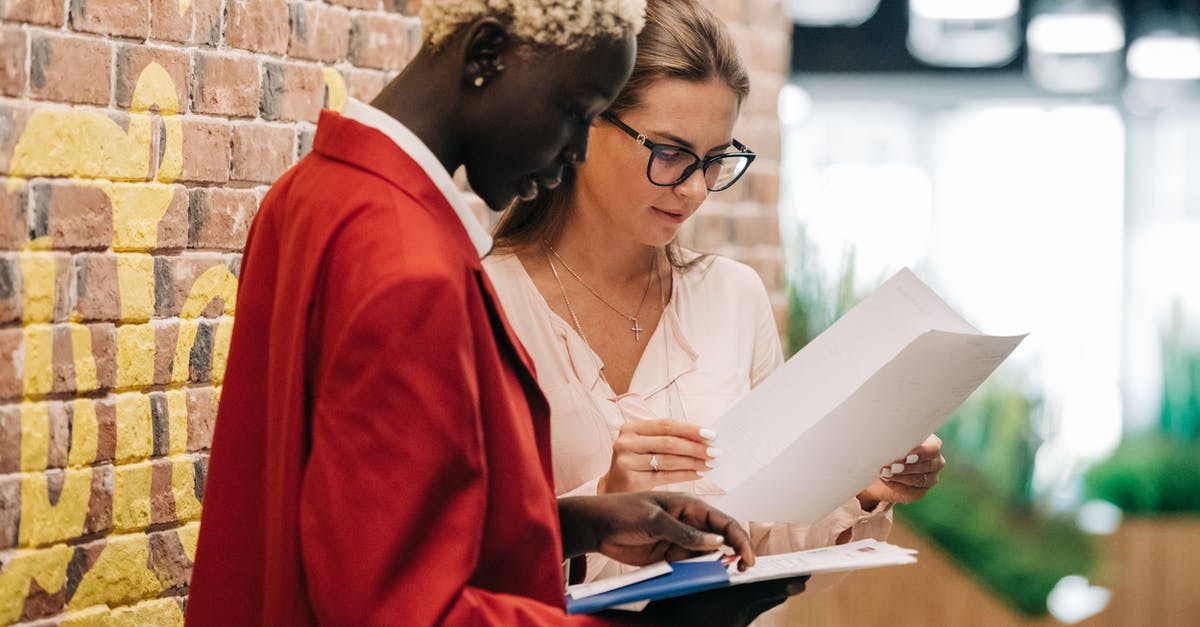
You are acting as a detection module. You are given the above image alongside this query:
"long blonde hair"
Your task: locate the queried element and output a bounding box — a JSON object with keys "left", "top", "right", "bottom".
{"left": 490, "top": 0, "right": 749, "bottom": 268}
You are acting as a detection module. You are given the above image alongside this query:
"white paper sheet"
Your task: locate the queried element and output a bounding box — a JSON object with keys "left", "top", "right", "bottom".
{"left": 704, "top": 268, "right": 1025, "bottom": 523}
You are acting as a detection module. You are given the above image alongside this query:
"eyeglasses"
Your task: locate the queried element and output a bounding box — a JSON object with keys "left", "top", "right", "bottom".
{"left": 601, "top": 112, "right": 756, "bottom": 192}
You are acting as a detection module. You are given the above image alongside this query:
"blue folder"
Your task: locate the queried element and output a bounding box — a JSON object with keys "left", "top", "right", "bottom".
{"left": 565, "top": 560, "right": 732, "bottom": 614}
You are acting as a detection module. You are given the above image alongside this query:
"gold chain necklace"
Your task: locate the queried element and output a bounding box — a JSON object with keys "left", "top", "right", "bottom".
{"left": 544, "top": 242, "right": 655, "bottom": 342}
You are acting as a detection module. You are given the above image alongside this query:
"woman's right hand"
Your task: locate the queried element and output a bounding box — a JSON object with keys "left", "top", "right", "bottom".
{"left": 598, "top": 418, "right": 719, "bottom": 494}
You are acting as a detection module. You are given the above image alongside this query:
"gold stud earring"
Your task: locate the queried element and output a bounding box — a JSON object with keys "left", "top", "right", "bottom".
{"left": 473, "top": 76, "right": 485, "bottom": 87}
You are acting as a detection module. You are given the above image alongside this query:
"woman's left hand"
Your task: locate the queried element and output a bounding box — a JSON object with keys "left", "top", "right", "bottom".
{"left": 856, "top": 434, "right": 945, "bottom": 509}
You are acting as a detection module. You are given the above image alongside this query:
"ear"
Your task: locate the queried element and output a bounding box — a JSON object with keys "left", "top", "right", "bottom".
{"left": 461, "top": 18, "right": 510, "bottom": 89}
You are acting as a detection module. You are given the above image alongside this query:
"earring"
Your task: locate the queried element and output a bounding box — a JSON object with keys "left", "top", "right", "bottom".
{"left": 473, "top": 76, "right": 485, "bottom": 88}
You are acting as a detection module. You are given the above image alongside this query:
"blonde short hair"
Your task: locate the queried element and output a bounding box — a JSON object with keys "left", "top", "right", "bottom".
{"left": 421, "top": 0, "right": 646, "bottom": 51}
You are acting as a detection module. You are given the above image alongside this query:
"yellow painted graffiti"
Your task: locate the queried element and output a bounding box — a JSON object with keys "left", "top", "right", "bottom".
{"left": 67, "top": 534, "right": 163, "bottom": 611}
{"left": 323, "top": 67, "right": 348, "bottom": 113}
{"left": 19, "top": 468, "right": 93, "bottom": 547}
{"left": 0, "top": 546, "right": 74, "bottom": 624}
{"left": 4, "top": 54, "right": 239, "bottom": 623}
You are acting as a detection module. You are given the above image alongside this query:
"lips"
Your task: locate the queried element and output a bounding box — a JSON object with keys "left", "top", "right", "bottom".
{"left": 652, "top": 206, "right": 687, "bottom": 223}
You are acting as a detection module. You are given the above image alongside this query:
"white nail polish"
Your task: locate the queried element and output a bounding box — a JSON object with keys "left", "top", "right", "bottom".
{"left": 906, "top": 454, "right": 919, "bottom": 464}
{"left": 706, "top": 459, "right": 720, "bottom": 469}
{"left": 881, "top": 468, "right": 893, "bottom": 478}
{"left": 707, "top": 447, "right": 724, "bottom": 457}
{"left": 696, "top": 470, "right": 708, "bottom": 477}
{"left": 891, "top": 463, "right": 905, "bottom": 474}
{"left": 699, "top": 428, "right": 718, "bottom": 441}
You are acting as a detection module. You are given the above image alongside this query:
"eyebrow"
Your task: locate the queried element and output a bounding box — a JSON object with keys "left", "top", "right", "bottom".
{"left": 649, "top": 129, "right": 733, "bottom": 154}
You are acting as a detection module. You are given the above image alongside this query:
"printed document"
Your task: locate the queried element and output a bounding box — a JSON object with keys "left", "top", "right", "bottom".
{"left": 705, "top": 268, "right": 1025, "bottom": 523}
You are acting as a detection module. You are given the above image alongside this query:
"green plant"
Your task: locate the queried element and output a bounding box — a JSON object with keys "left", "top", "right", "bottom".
{"left": 1084, "top": 435, "right": 1200, "bottom": 514}
{"left": 898, "top": 463, "right": 1097, "bottom": 616}
{"left": 784, "top": 227, "right": 858, "bottom": 356}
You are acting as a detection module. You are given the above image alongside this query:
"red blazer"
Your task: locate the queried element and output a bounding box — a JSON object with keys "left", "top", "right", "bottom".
{"left": 187, "top": 112, "right": 626, "bottom": 626}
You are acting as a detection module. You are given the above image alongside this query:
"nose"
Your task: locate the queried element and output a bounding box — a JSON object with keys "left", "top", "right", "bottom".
{"left": 674, "top": 166, "right": 709, "bottom": 202}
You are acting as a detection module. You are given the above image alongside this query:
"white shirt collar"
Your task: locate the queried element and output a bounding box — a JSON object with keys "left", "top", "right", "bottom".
{"left": 340, "top": 98, "right": 493, "bottom": 258}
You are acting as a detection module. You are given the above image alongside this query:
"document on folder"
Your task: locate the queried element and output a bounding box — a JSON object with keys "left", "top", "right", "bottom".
{"left": 705, "top": 267, "right": 1026, "bottom": 524}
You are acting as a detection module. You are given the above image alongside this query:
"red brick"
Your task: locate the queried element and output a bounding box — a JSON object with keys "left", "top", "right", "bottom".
{"left": 149, "top": 0, "right": 193, "bottom": 43}
{"left": 747, "top": 168, "right": 780, "bottom": 205}
{"left": 1, "top": 27, "right": 26, "bottom": 98}
{"left": 30, "top": 181, "right": 114, "bottom": 250}
{"left": 0, "top": 253, "right": 20, "bottom": 324}
{"left": 348, "top": 12, "right": 417, "bottom": 71}
{"left": 0, "top": 0, "right": 66, "bottom": 26}
{"left": 90, "top": 323, "right": 117, "bottom": 390}
{"left": 21, "top": 252, "right": 75, "bottom": 323}
{"left": 188, "top": 187, "right": 256, "bottom": 250}
{"left": 187, "top": 386, "right": 215, "bottom": 451}
{"left": 289, "top": 2, "right": 351, "bottom": 63}
{"left": 344, "top": 67, "right": 388, "bottom": 102}
{"left": 29, "top": 34, "right": 112, "bottom": 106}
{"left": 179, "top": 117, "right": 231, "bottom": 184}
{"left": 72, "top": 253, "right": 121, "bottom": 321}
{"left": 747, "top": 31, "right": 790, "bottom": 77}
{"left": 745, "top": 70, "right": 783, "bottom": 119}
{"left": 0, "top": 102, "right": 35, "bottom": 176}
{"left": 152, "top": 318, "right": 178, "bottom": 384}
{"left": 230, "top": 123, "right": 294, "bottom": 184}
{"left": 115, "top": 45, "right": 191, "bottom": 114}
{"left": 150, "top": 457, "right": 174, "bottom": 523}
{"left": 225, "top": 0, "right": 289, "bottom": 54}
{"left": 95, "top": 396, "right": 116, "bottom": 463}
{"left": 47, "top": 400, "right": 69, "bottom": 468}
{"left": 329, "top": 0, "right": 381, "bottom": 9}
{"left": 192, "top": 51, "right": 260, "bottom": 118}
{"left": 84, "top": 463, "right": 114, "bottom": 538}
{"left": 52, "top": 326, "right": 77, "bottom": 395}
{"left": 149, "top": 528, "right": 194, "bottom": 590}
{"left": 152, "top": 184, "right": 188, "bottom": 250}
{"left": 0, "top": 404, "right": 18, "bottom": 473}
{"left": 747, "top": 0, "right": 788, "bottom": 28}
{"left": 69, "top": 0, "right": 150, "bottom": 39}
{"left": 386, "top": 0, "right": 421, "bottom": 16}
{"left": 0, "top": 328, "right": 21, "bottom": 400}
{"left": 0, "top": 181, "right": 28, "bottom": 250}
{"left": 192, "top": 0, "right": 223, "bottom": 47}
{"left": 0, "top": 473, "right": 18, "bottom": 549}
{"left": 153, "top": 252, "right": 229, "bottom": 318}
{"left": 261, "top": 61, "right": 324, "bottom": 123}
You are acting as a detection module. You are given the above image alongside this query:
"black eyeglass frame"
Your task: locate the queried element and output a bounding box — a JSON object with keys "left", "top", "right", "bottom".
{"left": 600, "top": 112, "right": 756, "bottom": 192}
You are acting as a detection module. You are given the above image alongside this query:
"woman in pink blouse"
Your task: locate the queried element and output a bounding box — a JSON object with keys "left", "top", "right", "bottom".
{"left": 483, "top": 0, "right": 945, "bottom": 585}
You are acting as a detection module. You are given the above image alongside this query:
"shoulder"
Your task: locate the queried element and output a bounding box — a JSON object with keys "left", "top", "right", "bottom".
{"left": 681, "top": 253, "right": 769, "bottom": 296}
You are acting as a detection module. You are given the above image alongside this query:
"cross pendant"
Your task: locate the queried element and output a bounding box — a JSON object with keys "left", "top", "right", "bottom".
{"left": 631, "top": 319, "right": 643, "bottom": 342}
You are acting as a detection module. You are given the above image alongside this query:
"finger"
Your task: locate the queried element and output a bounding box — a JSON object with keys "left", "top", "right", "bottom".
{"left": 625, "top": 418, "right": 716, "bottom": 443}
{"left": 619, "top": 434, "right": 718, "bottom": 462}
{"left": 646, "top": 509, "right": 727, "bottom": 553}
{"left": 680, "top": 497, "right": 755, "bottom": 569}
{"left": 887, "top": 471, "right": 937, "bottom": 489}
{"left": 616, "top": 453, "right": 712, "bottom": 473}
{"left": 644, "top": 470, "right": 705, "bottom": 486}
{"left": 886, "top": 458, "right": 943, "bottom": 475}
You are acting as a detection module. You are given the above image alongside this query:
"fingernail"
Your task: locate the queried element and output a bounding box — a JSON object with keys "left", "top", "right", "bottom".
{"left": 699, "top": 428, "right": 718, "bottom": 441}
{"left": 881, "top": 468, "right": 893, "bottom": 478}
{"left": 706, "top": 459, "right": 720, "bottom": 469}
{"left": 906, "top": 454, "right": 919, "bottom": 464}
{"left": 707, "top": 447, "right": 724, "bottom": 458}
{"left": 696, "top": 470, "right": 708, "bottom": 477}
{"left": 703, "top": 533, "right": 724, "bottom": 545}
{"left": 891, "top": 463, "right": 905, "bottom": 474}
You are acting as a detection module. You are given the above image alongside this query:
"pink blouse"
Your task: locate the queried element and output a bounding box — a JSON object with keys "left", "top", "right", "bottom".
{"left": 483, "top": 252, "right": 892, "bottom": 582}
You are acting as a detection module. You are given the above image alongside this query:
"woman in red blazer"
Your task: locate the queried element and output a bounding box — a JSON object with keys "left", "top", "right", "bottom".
{"left": 185, "top": 0, "right": 804, "bottom": 625}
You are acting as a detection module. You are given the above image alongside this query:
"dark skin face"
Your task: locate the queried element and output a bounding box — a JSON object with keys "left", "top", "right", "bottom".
{"left": 372, "top": 20, "right": 635, "bottom": 211}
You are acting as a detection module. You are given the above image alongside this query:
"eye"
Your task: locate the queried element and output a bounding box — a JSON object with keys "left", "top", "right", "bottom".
{"left": 655, "top": 146, "right": 687, "bottom": 164}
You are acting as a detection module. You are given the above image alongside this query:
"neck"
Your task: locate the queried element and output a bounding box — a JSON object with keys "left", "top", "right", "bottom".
{"left": 550, "top": 210, "right": 661, "bottom": 286}
{"left": 370, "top": 50, "right": 464, "bottom": 175}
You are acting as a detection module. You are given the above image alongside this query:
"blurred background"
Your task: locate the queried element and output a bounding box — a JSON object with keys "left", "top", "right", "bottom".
{"left": 772, "top": 0, "right": 1200, "bottom": 625}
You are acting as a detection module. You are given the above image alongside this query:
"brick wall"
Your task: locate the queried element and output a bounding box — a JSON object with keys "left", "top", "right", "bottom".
{"left": 0, "top": 0, "right": 789, "bottom": 624}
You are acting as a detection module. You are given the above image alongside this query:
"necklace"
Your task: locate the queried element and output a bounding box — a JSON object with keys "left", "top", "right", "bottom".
{"left": 545, "top": 248, "right": 669, "bottom": 391}
{"left": 545, "top": 242, "right": 655, "bottom": 341}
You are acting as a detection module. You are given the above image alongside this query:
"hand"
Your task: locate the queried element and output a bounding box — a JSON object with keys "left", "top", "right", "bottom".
{"left": 557, "top": 492, "right": 756, "bottom": 570}
{"left": 857, "top": 434, "right": 945, "bottom": 508}
{"left": 599, "top": 418, "right": 718, "bottom": 494}
{"left": 630, "top": 576, "right": 809, "bottom": 627}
